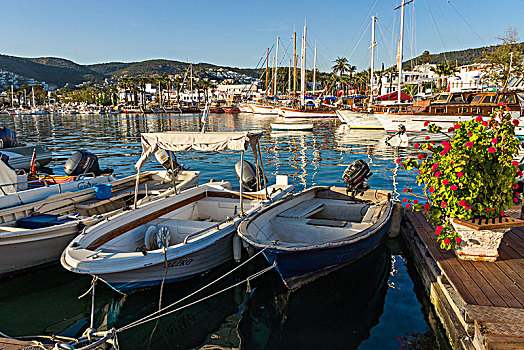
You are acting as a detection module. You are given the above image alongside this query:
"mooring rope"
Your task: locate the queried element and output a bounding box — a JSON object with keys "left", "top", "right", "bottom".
{"left": 117, "top": 262, "right": 276, "bottom": 332}
{"left": 116, "top": 247, "right": 269, "bottom": 333}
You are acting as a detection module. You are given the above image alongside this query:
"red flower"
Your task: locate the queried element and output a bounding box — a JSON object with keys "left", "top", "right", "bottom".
{"left": 459, "top": 200, "right": 466, "bottom": 206}
{"left": 425, "top": 136, "right": 430, "bottom": 140}
{"left": 414, "top": 200, "right": 419, "bottom": 204}
{"left": 396, "top": 158, "right": 401, "bottom": 163}
{"left": 444, "top": 238, "right": 451, "bottom": 245}
{"left": 428, "top": 187, "right": 435, "bottom": 193}
{"left": 513, "top": 119, "right": 519, "bottom": 126}
{"left": 418, "top": 154, "right": 423, "bottom": 159}
{"left": 403, "top": 198, "right": 407, "bottom": 203}
{"left": 448, "top": 127, "right": 454, "bottom": 132}
{"left": 500, "top": 210, "right": 505, "bottom": 216}
{"left": 465, "top": 141, "right": 473, "bottom": 148}
{"left": 512, "top": 160, "right": 519, "bottom": 167}
{"left": 519, "top": 171, "right": 523, "bottom": 177}
{"left": 486, "top": 208, "right": 491, "bottom": 212}
{"left": 424, "top": 203, "right": 430, "bottom": 210}
{"left": 455, "top": 237, "right": 462, "bottom": 243}
{"left": 440, "top": 151, "right": 447, "bottom": 156}
{"left": 441, "top": 201, "right": 447, "bottom": 208}
{"left": 465, "top": 204, "right": 471, "bottom": 210}
{"left": 432, "top": 163, "right": 439, "bottom": 171}
{"left": 492, "top": 137, "right": 498, "bottom": 144}
{"left": 514, "top": 184, "right": 519, "bottom": 189}
{"left": 414, "top": 143, "right": 420, "bottom": 148}
{"left": 424, "top": 121, "right": 430, "bottom": 127}
{"left": 457, "top": 172, "right": 463, "bottom": 178}
{"left": 403, "top": 188, "right": 408, "bottom": 193}
{"left": 482, "top": 121, "right": 488, "bottom": 127}
{"left": 442, "top": 180, "right": 449, "bottom": 185}
{"left": 454, "top": 124, "right": 461, "bottom": 130}
{"left": 450, "top": 185, "right": 458, "bottom": 191}
{"left": 497, "top": 102, "right": 507, "bottom": 106}
{"left": 467, "top": 133, "right": 473, "bottom": 137}
{"left": 487, "top": 147, "right": 496, "bottom": 153}
{"left": 435, "top": 171, "right": 441, "bottom": 178}
{"left": 406, "top": 203, "right": 411, "bottom": 209}
{"left": 475, "top": 116, "right": 482, "bottom": 122}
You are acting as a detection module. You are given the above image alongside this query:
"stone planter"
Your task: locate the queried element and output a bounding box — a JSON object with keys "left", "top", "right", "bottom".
{"left": 450, "top": 218, "right": 509, "bottom": 262}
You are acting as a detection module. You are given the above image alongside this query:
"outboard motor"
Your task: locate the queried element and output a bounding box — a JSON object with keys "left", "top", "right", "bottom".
{"left": 64, "top": 150, "right": 113, "bottom": 176}
{"left": 154, "top": 149, "right": 183, "bottom": 176}
{"left": 235, "top": 160, "right": 265, "bottom": 192}
{"left": 0, "top": 127, "right": 20, "bottom": 149}
{"left": 342, "top": 159, "right": 372, "bottom": 195}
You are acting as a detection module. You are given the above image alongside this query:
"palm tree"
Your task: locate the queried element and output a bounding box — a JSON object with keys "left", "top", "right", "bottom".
{"left": 347, "top": 65, "right": 357, "bottom": 80}
{"left": 430, "top": 62, "right": 458, "bottom": 91}
{"left": 332, "top": 57, "right": 350, "bottom": 77}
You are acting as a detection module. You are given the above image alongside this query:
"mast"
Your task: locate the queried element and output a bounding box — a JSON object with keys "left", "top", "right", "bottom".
{"left": 190, "top": 63, "right": 193, "bottom": 104}
{"left": 300, "top": 21, "right": 307, "bottom": 106}
{"left": 313, "top": 46, "right": 317, "bottom": 94}
{"left": 265, "top": 48, "right": 269, "bottom": 95}
{"left": 293, "top": 33, "right": 297, "bottom": 99}
{"left": 273, "top": 37, "right": 279, "bottom": 97}
{"left": 370, "top": 16, "right": 377, "bottom": 104}
{"left": 288, "top": 59, "right": 291, "bottom": 96}
{"left": 397, "top": 0, "right": 406, "bottom": 104}
{"left": 272, "top": 56, "right": 276, "bottom": 96}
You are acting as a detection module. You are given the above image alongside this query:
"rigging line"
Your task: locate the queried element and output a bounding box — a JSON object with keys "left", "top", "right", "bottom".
{"left": 308, "top": 29, "right": 336, "bottom": 58}
{"left": 343, "top": 0, "right": 379, "bottom": 58}
{"left": 376, "top": 17, "right": 393, "bottom": 35}
{"left": 347, "top": 21, "right": 372, "bottom": 62}
{"left": 118, "top": 247, "right": 269, "bottom": 332}
{"left": 423, "top": 0, "right": 448, "bottom": 62}
{"left": 447, "top": 1, "right": 487, "bottom": 46}
{"left": 434, "top": 0, "right": 463, "bottom": 49}
{"left": 377, "top": 24, "right": 394, "bottom": 66}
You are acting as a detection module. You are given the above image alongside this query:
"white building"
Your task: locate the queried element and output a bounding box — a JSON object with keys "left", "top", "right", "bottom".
{"left": 375, "top": 64, "right": 439, "bottom": 95}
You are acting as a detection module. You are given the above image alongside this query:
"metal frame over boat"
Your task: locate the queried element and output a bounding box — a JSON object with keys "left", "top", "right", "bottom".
{"left": 62, "top": 131, "right": 294, "bottom": 292}
{"left": 238, "top": 186, "right": 393, "bottom": 289}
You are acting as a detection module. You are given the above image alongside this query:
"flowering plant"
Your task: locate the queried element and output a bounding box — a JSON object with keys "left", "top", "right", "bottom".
{"left": 400, "top": 104, "right": 522, "bottom": 250}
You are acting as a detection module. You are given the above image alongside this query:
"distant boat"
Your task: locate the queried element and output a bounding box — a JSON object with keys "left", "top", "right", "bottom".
{"left": 336, "top": 109, "right": 382, "bottom": 129}
{"left": 222, "top": 106, "right": 241, "bottom": 113}
{"left": 278, "top": 106, "right": 336, "bottom": 119}
{"left": 271, "top": 121, "right": 313, "bottom": 131}
{"left": 247, "top": 104, "right": 279, "bottom": 115}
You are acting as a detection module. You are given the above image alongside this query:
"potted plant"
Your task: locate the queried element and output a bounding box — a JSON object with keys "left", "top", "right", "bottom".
{"left": 400, "top": 104, "right": 522, "bottom": 261}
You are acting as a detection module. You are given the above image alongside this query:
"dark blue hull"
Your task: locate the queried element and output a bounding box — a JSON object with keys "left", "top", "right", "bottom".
{"left": 261, "top": 220, "right": 391, "bottom": 289}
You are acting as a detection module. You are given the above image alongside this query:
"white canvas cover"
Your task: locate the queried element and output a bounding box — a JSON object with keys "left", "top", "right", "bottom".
{"left": 135, "top": 132, "right": 263, "bottom": 170}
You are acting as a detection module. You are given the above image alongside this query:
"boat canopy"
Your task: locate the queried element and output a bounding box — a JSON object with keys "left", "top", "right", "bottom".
{"left": 135, "top": 132, "right": 263, "bottom": 170}
{"left": 377, "top": 91, "right": 413, "bottom": 101}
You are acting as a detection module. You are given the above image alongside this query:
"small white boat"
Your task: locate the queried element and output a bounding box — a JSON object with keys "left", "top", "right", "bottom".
{"left": 271, "top": 122, "right": 314, "bottom": 131}
{"left": 0, "top": 169, "right": 199, "bottom": 276}
{"left": 62, "top": 132, "right": 294, "bottom": 292}
{"left": 247, "top": 104, "right": 279, "bottom": 115}
{"left": 279, "top": 107, "right": 336, "bottom": 119}
{"left": 336, "top": 109, "right": 383, "bottom": 129}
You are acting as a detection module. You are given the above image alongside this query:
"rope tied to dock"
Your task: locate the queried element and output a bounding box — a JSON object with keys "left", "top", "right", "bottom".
{"left": 115, "top": 247, "right": 271, "bottom": 333}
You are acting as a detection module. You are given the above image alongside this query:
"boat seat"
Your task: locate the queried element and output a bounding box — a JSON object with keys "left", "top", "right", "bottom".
{"left": 149, "top": 218, "right": 217, "bottom": 245}
{"left": 278, "top": 199, "right": 324, "bottom": 218}
{"left": 361, "top": 205, "right": 381, "bottom": 224}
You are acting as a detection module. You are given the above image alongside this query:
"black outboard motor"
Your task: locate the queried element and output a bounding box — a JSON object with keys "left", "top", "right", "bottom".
{"left": 235, "top": 160, "right": 265, "bottom": 192}
{"left": 64, "top": 150, "right": 113, "bottom": 176}
{"left": 154, "top": 149, "right": 183, "bottom": 176}
{"left": 0, "top": 127, "right": 20, "bottom": 149}
{"left": 342, "top": 159, "right": 372, "bottom": 195}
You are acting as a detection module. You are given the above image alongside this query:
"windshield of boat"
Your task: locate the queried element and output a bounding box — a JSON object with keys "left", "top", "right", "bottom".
{"left": 449, "top": 94, "right": 465, "bottom": 103}
{"left": 471, "top": 95, "right": 483, "bottom": 104}
{"left": 499, "top": 94, "right": 516, "bottom": 105}
{"left": 481, "top": 95, "right": 497, "bottom": 104}
{"left": 435, "top": 94, "right": 449, "bottom": 102}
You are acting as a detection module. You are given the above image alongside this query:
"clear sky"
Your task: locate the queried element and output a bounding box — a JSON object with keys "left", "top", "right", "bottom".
{"left": 1, "top": 0, "right": 522, "bottom": 72}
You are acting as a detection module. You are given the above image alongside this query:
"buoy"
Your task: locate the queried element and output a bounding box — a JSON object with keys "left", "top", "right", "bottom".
{"left": 387, "top": 203, "right": 403, "bottom": 238}
{"left": 233, "top": 234, "right": 242, "bottom": 262}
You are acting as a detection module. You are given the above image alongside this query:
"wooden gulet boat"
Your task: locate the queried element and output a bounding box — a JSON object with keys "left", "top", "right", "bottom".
{"left": 238, "top": 161, "right": 393, "bottom": 289}
{"left": 61, "top": 132, "right": 294, "bottom": 292}
{"left": 0, "top": 169, "right": 199, "bottom": 276}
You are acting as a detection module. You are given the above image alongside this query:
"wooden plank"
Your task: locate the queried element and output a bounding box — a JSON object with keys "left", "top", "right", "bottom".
{"left": 505, "top": 228, "right": 524, "bottom": 253}
{"left": 498, "top": 245, "right": 524, "bottom": 282}
{"left": 87, "top": 191, "right": 206, "bottom": 250}
{"left": 489, "top": 263, "right": 524, "bottom": 307}
{"left": 453, "top": 216, "right": 524, "bottom": 230}
{"left": 457, "top": 259, "right": 508, "bottom": 307}
{"left": 473, "top": 261, "right": 523, "bottom": 308}
{"left": 408, "top": 211, "right": 480, "bottom": 305}
{"left": 306, "top": 218, "right": 347, "bottom": 227}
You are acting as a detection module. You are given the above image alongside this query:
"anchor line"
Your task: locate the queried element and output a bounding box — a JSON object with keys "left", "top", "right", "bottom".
{"left": 116, "top": 261, "right": 276, "bottom": 333}
{"left": 115, "top": 246, "right": 269, "bottom": 332}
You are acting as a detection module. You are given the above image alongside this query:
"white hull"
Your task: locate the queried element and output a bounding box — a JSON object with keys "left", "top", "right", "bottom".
{"left": 279, "top": 108, "right": 336, "bottom": 119}
{"left": 238, "top": 104, "right": 254, "bottom": 113}
{"left": 375, "top": 111, "right": 522, "bottom": 132}
{"left": 62, "top": 182, "right": 293, "bottom": 292}
{"left": 336, "top": 110, "right": 383, "bottom": 129}
{"left": 248, "top": 104, "right": 279, "bottom": 115}
{"left": 0, "top": 170, "right": 199, "bottom": 276}
{"left": 271, "top": 122, "right": 313, "bottom": 131}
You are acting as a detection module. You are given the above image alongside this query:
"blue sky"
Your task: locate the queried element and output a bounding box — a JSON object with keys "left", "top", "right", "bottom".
{"left": 1, "top": 0, "right": 522, "bottom": 72}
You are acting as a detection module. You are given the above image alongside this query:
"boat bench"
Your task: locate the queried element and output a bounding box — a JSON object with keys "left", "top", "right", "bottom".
{"left": 149, "top": 218, "right": 217, "bottom": 244}
{"left": 278, "top": 199, "right": 325, "bottom": 218}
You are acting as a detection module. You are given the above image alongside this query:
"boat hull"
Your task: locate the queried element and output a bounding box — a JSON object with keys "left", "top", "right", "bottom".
{"left": 248, "top": 104, "right": 279, "bottom": 115}
{"left": 336, "top": 110, "right": 383, "bottom": 129}
{"left": 279, "top": 108, "right": 336, "bottom": 119}
{"left": 271, "top": 122, "right": 313, "bottom": 131}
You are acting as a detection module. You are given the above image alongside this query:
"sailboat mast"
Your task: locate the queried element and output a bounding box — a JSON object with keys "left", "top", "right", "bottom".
{"left": 288, "top": 59, "right": 291, "bottom": 96}
{"left": 300, "top": 22, "right": 307, "bottom": 106}
{"left": 313, "top": 46, "right": 317, "bottom": 94}
{"left": 293, "top": 33, "right": 297, "bottom": 99}
{"left": 274, "top": 37, "right": 279, "bottom": 97}
{"left": 272, "top": 56, "right": 276, "bottom": 96}
{"left": 398, "top": 0, "right": 405, "bottom": 104}
{"left": 370, "top": 16, "right": 376, "bottom": 104}
{"left": 190, "top": 63, "right": 193, "bottom": 103}
{"left": 265, "top": 48, "right": 270, "bottom": 95}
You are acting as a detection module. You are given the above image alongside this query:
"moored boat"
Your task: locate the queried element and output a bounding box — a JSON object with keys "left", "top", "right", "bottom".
{"left": 271, "top": 121, "right": 314, "bottom": 131}
{"left": 238, "top": 161, "right": 393, "bottom": 289}
{"left": 61, "top": 131, "right": 294, "bottom": 292}
{"left": 279, "top": 106, "right": 336, "bottom": 119}
{"left": 336, "top": 109, "right": 383, "bottom": 129}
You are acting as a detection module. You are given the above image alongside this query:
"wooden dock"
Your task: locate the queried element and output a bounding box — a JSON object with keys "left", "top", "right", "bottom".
{"left": 403, "top": 211, "right": 524, "bottom": 350}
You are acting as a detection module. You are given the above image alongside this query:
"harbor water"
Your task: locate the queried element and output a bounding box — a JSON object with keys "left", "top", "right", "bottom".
{"left": 0, "top": 112, "right": 446, "bottom": 349}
